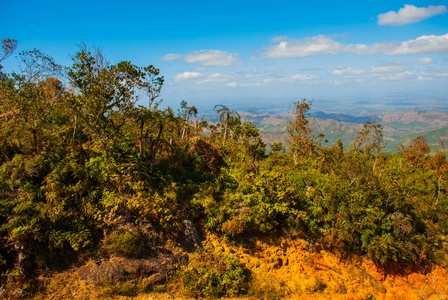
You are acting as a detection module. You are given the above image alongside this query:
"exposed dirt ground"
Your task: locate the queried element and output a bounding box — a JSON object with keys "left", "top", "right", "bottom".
{"left": 31, "top": 234, "right": 448, "bottom": 300}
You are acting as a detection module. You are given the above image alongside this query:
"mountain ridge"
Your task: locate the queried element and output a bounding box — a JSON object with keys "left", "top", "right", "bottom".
{"left": 231, "top": 109, "right": 448, "bottom": 153}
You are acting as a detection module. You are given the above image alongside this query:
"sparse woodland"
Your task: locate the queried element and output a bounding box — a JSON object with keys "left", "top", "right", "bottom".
{"left": 1, "top": 40, "right": 448, "bottom": 299}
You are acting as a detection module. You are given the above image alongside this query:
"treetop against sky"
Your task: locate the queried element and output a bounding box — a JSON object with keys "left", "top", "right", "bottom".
{"left": 2, "top": 0, "right": 447, "bottom": 108}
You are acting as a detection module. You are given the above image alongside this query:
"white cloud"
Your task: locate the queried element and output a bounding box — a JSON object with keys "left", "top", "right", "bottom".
{"left": 385, "top": 34, "right": 448, "bottom": 55}
{"left": 256, "top": 35, "right": 346, "bottom": 59}
{"left": 258, "top": 74, "right": 319, "bottom": 85}
{"left": 370, "top": 65, "right": 408, "bottom": 74}
{"left": 174, "top": 72, "right": 227, "bottom": 84}
{"left": 419, "top": 70, "right": 448, "bottom": 79}
{"left": 160, "top": 53, "right": 181, "bottom": 61}
{"left": 267, "top": 67, "right": 282, "bottom": 72}
{"left": 227, "top": 82, "right": 261, "bottom": 87}
{"left": 378, "top": 4, "right": 447, "bottom": 26}
{"left": 375, "top": 71, "right": 416, "bottom": 81}
{"left": 196, "top": 73, "right": 228, "bottom": 84}
{"left": 255, "top": 33, "right": 448, "bottom": 59}
{"left": 333, "top": 63, "right": 418, "bottom": 82}
{"left": 183, "top": 50, "right": 240, "bottom": 67}
{"left": 290, "top": 74, "right": 315, "bottom": 80}
{"left": 333, "top": 67, "right": 365, "bottom": 75}
{"left": 160, "top": 50, "right": 241, "bottom": 67}
{"left": 271, "top": 36, "right": 288, "bottom": 42}
{"left": 174, "top": 72, "right": 203, "bottom": 81}
{"left": 334, "top": 64, "right": 409, "bottom": 77}
{"left": 417, "top": 75, "right": 433, "bottom": 81}
{"left": 173, "top": 71, "right": 261, "bottom": 86}
{"left": 411, "top": 57, "right": 435, "bottom": 65}
{"left": 263, "top": 78, "right": 274, "bottom": 85}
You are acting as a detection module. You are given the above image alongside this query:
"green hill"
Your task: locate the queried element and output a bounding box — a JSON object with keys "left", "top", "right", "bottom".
{"left": 424, "top": 124, "right": 448, "bottom": 153}
{"left": 233, "top": 110, "right": 448, "bottom": 153}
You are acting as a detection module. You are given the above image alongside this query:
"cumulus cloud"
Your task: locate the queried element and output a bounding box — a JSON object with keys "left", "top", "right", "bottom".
{"left": 333, "top": 67, "right": 365, "bottom": 75}
{"left": 378, "top": 4, "right": 446, "bottom": 26}
{"left": 259, "top": 74, "right": 319, "bottom": 85}
{"left": 172, "top": 69, "right": 317, "bottom": 87}
{"left": 376, "top": 71, "right": 416, "bottom": 81}
{"left": 196, "top": 73, "right": 228, "bottom": 84}
{"left": 256, "top": 35, "right": 346, "bottom": 59}
{"left": 271, "top": 36, "right": 288, "bottom": 42}
{"left": 160, "top": 53, "right": 181, "bottom": 61}
{"left": 290, "top": 74, "right": 315, "bottom": 80}
{"left": 184, "top": 50, "right": 240, "bottom": 67}
{"left": 263, "top": 78, "right": 274, "bottom": 85}
{"left": 332, "top": 61, "right": 434, "bottom": 83}
{"left": 411, "top": 57, "right": 435, "bottom": 65}
{"left": 333, "top": 64, "right": 410, "bottom": 76}
{"left": 227, "top": 82, "right": 261, "bottom": 87}
{"left": 385, "top": 34, "right": 448, "bottom": 55}
{"left": 173, "top": 70, "right": 263, "bottom": 86}
{"left": 160, "top": 50, "right": 241, "bottom": 67}
{"left": 369, "top": 64, "right": 409, "bottom": 74}
{"left": 254, "top": 33, "right": 448, "bottom": 59}
{"left": 174, "top": 72, "right": 203, "bottom": 81}
{"left": 419, "top": 70, "right": 448, "bottom": 79}
{"left": 174, "top": 72, "right": 227, "bottom": 85}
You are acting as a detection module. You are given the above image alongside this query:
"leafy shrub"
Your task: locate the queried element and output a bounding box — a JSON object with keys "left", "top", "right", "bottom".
{"left": 182, "top": 248, "right": 250, "bottom": 298}
{"left": 103, "top": 231, "right": 145, "bottom": 257}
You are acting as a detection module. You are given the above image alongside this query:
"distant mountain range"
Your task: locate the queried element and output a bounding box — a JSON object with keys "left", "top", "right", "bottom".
{"left": 232, "top": 110, "right": 448, "bottom": 153}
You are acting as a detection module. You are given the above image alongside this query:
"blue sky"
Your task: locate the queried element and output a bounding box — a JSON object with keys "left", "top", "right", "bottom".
{"left": 2, "top": 0, "right": 448, "bottom": 111}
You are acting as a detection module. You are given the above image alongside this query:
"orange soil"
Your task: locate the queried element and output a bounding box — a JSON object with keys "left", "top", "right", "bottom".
{"left": 32, "top": 234, "right": 448, "bottom": 300}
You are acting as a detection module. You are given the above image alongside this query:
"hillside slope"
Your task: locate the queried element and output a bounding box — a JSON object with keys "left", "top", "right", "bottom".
{"left": 32, "top": 234, "right": 448, "bottom": 300}
{"left": 235, "top": 110, "right": 448, "bottom": 152}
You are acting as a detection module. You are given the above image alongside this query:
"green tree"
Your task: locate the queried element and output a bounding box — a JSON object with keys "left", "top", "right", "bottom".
{"left": 233, "top": 121, "right": 266, "bottom": 162}
{"left": 351, "top": 119, "right": 384, "bottom": 173}
{"left": 0, "top": 38, "right": 18, "bottom": 71}
{"left": 214, "top": 104, "right": 240, "bottom": 146}
{"left": 0, "top": 49, "right": 63, "bottom": 154}
{"left": 351, "top": 119, "right": 383, "bottom": 155}
{"left": 287, "top": 99, "right": 314, "bottom": 161}
{"left": 135, "top": 64, "right": 164, "bottom": 157}
{"left": 404, "top": 136, "right": 430, "bottom": 167}
{"left": 67, "top": 45, "right": 145, "bottom": 159}
{"left": 270, "top": 142, "right": 284, "bottom": 153}
{"left": 180, "top": 100, "right": 198, "bottom": 141}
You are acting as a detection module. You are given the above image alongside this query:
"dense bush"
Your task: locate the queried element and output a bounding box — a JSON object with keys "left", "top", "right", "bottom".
{"left": 182, "top": 248, "right": 250, "bottom": 298}
{"left": 103, "top": 231, "right": 146, "bottom": 257}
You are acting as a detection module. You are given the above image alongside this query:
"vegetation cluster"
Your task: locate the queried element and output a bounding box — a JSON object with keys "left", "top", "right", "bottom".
{"left": 1, "top": 39, "right": 447, "bottom": 298}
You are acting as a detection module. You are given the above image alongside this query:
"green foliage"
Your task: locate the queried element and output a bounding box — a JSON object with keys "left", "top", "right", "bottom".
{"left": 270, "top": 142, "right": 284, "bottom": 153}
{"left": 103, "top": 231, "right": 145, "bottom": 257}
{"left": 214, "top": 104, "right": 240, "bottom": 146}
{"left": 182, "top": 248, "right": 250, "bottom": 298}
{"left": 288, "top": 99, "right": 315, "bottom": 160}
{"left": 351, "top": 119, "right": 383, "bottom": 155}
{"left": 365, "top": 293, "right": 376, "bottom": 300}
{"left": 0, "top": 38, "right": 18, "bottom": 69}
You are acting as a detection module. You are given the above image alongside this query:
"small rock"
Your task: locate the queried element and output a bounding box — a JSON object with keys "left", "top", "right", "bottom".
{"left": 143, "top": 273, "right": 166, "bottom": 287}
{"left": 78, "top": 251, "right": 187, "bottom": 285}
